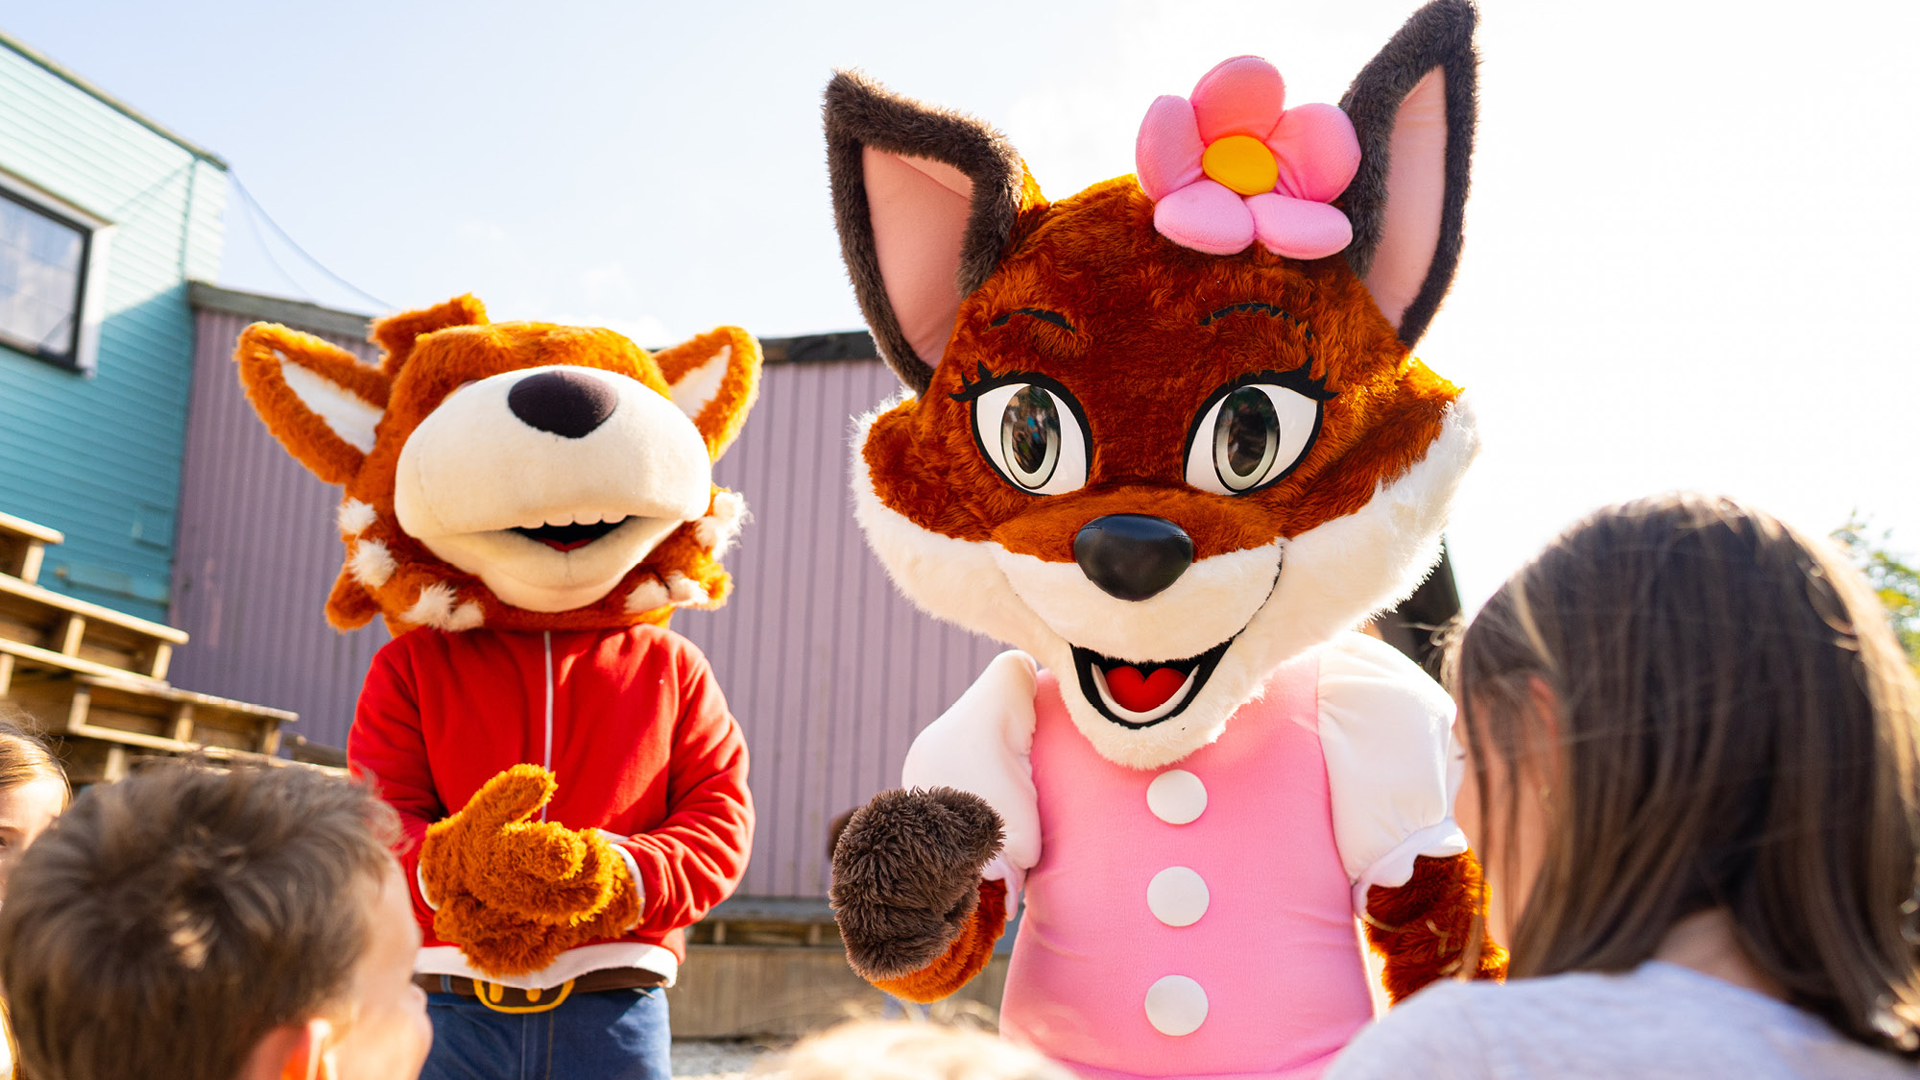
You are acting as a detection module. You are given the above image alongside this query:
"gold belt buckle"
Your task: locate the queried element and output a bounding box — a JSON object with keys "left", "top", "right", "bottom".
{"left": 475, "top": 978, "right": 576, "bottom": 1014}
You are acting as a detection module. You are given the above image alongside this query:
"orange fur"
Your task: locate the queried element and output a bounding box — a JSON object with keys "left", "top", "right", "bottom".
{"left": 1363, "top": 851, "right": 1508, "bottom": 1003}
{"left": 420, "top": 765, "right": 642, "bottom": 976}
{"left": 864, "top": 179, "right": 1457, "bottom": 561}
{"left": 873, "top": 878, "right": 1008, "bottom": 1004}
{"left": 233, "top": 297, "right": 761, "bottom": 634}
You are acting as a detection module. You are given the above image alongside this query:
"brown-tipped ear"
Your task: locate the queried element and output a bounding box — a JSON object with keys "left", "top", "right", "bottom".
{"left": 235, "top": 324, "right": 390, "bottom": 485}
{"left": 1339, "top": 0, "right": 1478, "bottom": 348}
{"left": 825, "top": 70, "right": 1032, "bottom": 395}
{"left": 654, "top": 327, "right": 762, "bottom": 462}
{"left": 371, "top": 294, "right": 488, "bottom": 376}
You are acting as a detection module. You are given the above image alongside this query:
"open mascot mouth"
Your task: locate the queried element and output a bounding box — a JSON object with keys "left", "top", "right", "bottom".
{"left": 509, "top": 516, "right": 634, "bottom": 552}
{"left": 1071, "top": 637, "right": 1236, "bottom": 729}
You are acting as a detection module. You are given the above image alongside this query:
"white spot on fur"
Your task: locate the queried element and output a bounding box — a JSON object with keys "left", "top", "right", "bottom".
{"left": 278, "top": 352, "right": 382, "bottom": 454}
{"left": 693, "top": 491, "right": 748, "bottom": 554}
{"left": 337, "top": 499, "right": 377, "bottom": 537}
{"left": 348, "top": 539, "right": 396, "bottom": 588}
{"left": 446, "top": 601, "right": 485, "bottom": 631}
{"left": 665, "top": 572, "right": 709, "bottom": 606}
{"left": 626, "top": 578, "right": 671, "bottom": 614}
{"left": 403, "top": 583, "right": 482, "bottom": 630}
{"left": 668, "top": 345, "right": 730, "bottom": 421}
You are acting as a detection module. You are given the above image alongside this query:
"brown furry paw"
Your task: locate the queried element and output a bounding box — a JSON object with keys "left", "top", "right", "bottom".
{"left": 829, "top": 787, "right": 1003, "bottom": 982}
{"left": 1364, "top": 850, "right": 1509, "bottom": 1003}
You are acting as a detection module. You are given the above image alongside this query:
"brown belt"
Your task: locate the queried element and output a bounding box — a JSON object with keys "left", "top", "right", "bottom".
{"left": 416, "top": 967, "right": 666, "bottom": 1013}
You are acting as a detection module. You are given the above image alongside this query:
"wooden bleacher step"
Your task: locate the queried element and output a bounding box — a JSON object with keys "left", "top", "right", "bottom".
{"left": 0, "top": 509, "right": 342, "bottom": 781}
{"left": 0, "top": 511, "right": 62, "bottom": 586}
{"left": 0, "top": 574, "right": 184, "bottom": 695}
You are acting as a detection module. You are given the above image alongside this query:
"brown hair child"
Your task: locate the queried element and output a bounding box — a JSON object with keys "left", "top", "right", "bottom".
{"left": 1330, "top": 494, "right": 1920, "bottom": 1078}
{"left": 0, "top": 762, "right": 430, "bottom": 1080}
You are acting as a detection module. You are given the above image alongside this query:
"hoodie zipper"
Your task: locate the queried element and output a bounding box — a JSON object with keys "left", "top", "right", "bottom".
{"left": 541, "top": 630, "right": 554, "bottom": 822}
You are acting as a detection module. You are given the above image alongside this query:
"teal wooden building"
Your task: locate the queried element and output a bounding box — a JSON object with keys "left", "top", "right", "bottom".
{"left": 0, "top": 30, "right": 227, "bottom": 624}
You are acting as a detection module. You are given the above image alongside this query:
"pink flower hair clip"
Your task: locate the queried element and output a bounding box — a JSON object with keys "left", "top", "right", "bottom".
{"left": 1136, "top": 56, "right": 1361, "bottom": 259}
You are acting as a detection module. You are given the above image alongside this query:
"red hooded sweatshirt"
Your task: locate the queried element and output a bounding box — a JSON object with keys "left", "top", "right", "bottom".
{"left": 349, "top": 623, "right": 752, "bottom": 989}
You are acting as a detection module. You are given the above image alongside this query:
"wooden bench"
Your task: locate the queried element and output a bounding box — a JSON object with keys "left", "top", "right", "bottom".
{"left": 0, "top": 511, "right": 62, "bottom": 586}
{"left": 0, "top": 637, "right": 166, "bottom": 698}
{"left": 0, "top": 574, "right": 186, "bottom": 684}
{"left": 3, "top": 671, "right": 321, "bottom": 784}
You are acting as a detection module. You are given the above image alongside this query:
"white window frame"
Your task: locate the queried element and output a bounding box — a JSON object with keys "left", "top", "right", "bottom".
{"left": 0, "top": 168, "right": 113, "bottom": 375}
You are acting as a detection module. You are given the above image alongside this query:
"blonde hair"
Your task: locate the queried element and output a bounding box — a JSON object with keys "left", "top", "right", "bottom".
{"left": 0, "top": 708, "right": 69, "bottom": 807}
{"left": 759, "top": 1022, "right": 1074, "bottom": 1080}
{"left": 1450, "top": 493, "right": 1920, "bottom": 1054}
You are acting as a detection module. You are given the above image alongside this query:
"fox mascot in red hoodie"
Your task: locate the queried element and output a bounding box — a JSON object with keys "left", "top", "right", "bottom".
{"left": 826, "top": 3, "right": 1503, "bottom": 1076}
{"left": 236, "top": 298, "right": 758, "bottom": 1079}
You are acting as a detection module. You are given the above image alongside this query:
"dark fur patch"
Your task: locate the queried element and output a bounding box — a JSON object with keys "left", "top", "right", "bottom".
{"left": 824, "top": 70, "right": 1028, "bottom": 395}
{"left": 828, "top": 786, "right": 1004, "bottom": 981}
{"left": 1338, "top": 0, "right": 1479, "bottom": 348}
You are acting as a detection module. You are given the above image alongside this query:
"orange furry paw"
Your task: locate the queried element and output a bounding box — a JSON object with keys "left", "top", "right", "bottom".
{"left": 874, "top": 878, "right": 1008, "bottom": 1004}
{"left": 422, "top": 765, "right": 640, "bottom": 976}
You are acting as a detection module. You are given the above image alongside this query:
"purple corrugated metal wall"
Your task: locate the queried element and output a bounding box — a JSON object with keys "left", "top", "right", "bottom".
{"left": 170, "top": 310, "right": 391, "bottom": 751}
{"left": 174, "top": 308, "right": 998, "bottom": 898}
{"left": 677, "top": 359, "right": 1004, "bottom": 898}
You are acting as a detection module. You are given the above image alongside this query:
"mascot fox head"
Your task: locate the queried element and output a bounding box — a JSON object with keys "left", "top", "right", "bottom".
{"left": 830, "top": 0, "right": 1480, "bottom": 768}
{"left": 236, "top": 295, "right": 761, "bottom": 635}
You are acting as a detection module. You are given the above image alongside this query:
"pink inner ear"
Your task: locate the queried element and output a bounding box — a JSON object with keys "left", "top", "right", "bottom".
{"left": 864, "top": 147, "right": 974, "bottom": 368}
{"left": 1364, "top": 68, "right": 1448, "bottom": 333}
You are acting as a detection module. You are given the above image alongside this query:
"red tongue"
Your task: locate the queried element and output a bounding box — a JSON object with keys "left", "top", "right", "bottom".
{"left": 1104, "top": 665, "right": 1187, "bottom": 713}
{"left": 542, "top": 538, "right": 597, "bottom": 552}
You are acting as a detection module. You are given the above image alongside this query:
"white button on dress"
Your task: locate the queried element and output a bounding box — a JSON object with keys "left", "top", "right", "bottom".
{"left": 1144, "top": 974, "right": 1209, "bottom": 1036}
{"left": 1146, "top": 866, "right": 1210, "bottom": 927}
{"left": 1146, "top": 769, "right": 1207, "bottom": 825}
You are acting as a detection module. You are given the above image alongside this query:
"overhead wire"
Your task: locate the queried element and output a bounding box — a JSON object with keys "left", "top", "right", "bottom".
{"left": 228, "top": 172, "right": 391, "bottom": 311}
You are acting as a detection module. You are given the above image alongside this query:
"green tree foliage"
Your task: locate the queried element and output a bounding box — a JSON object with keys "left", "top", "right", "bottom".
{"left": 1833, "top": 515, "right": 1920, "bottom": 674}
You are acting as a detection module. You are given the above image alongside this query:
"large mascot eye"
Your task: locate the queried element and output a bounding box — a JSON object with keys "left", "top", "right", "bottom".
{"left": 972, "top": 382, "right": 1089, "bottom": 495}
{"left": 1185, "top": 384, "right": 1321, "bottom": 495}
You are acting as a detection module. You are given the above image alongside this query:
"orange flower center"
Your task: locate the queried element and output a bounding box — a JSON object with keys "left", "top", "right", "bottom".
{"left": 1201, "top": 134, "right": 1278, "bottom": 196}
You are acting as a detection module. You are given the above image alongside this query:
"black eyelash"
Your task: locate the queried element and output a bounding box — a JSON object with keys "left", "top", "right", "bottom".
{"left": 989, "top": 308, "right": 1076, "bottom": 332}
{"left": 1224, "top": 366, "right": 1337, "bottom": 402}
{"left": 950, "top": 362, "right": 1035, "bottom": 403}
{"left": 1200, "top": 302, "right": 1316, "bottom": 342}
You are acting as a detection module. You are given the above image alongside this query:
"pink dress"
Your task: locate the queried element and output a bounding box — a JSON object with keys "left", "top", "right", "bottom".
{"left": 1001, "top": 656, "right": 1375, "bottom": 1080}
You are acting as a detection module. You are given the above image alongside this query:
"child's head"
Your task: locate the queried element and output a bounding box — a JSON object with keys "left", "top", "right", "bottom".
{"left": 1451, "top": 493, "right": 1920, "bottom": 1049}
{"left": 0, "top": 762, "right": 430, "bottom": 1080}
{"left": 762, "top": 1021, "right": 1074, "bottom": 1080}
{"left": 0, "top": 710, "right": 69, "bottom": 898}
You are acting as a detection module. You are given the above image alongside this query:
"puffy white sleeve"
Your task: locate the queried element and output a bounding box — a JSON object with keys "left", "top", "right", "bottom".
{"left": 900, "top": 650, "right": 1042, "bottom": 897}
{"left": 1317, "top": 631, "right": 1468, "bottom": 915}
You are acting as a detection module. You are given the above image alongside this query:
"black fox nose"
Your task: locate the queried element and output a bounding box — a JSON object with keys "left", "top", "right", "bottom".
{"left": 507, "top": 370, "right": 618, "bottom": 438}
{"left": 1073, "top": 515, "right": 1193, "bottom": 602}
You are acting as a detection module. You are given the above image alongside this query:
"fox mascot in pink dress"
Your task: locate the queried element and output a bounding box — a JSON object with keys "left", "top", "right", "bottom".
{"left": 824, "top": 3, "right": 1505, "bottom": 1077}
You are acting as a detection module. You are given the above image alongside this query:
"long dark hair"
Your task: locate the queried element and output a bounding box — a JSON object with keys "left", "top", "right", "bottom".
{"left": 1450, "top": 493, "right": 1920, "bottom": 1054}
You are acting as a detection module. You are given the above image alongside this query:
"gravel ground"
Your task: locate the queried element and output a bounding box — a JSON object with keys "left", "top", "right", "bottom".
{"left": 672, "top": 1038, "right": 788, "bottom": 1079}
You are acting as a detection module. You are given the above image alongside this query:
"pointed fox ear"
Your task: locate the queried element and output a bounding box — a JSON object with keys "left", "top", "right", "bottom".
{"left": 825, "top": 70, "right": 1035, "bottom": 395}
{"left": 371, "top": 294, "right": 488, "bottom": 376}
{"left": 1339, "top": 0, "right": 1478, "bottom": 348}
{"left": 654, "top": 327, "right": 762, "bottom": 462}
{"left": 235, "top": 324, "right": 390, "bottom": 485}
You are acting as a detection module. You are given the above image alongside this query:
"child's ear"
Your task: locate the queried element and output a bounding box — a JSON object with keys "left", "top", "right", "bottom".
{"left": 236, "top": 1017, "right": 330, "bottom": 1080}
{"left": 824, "top": 70, "right": 1036, "bottom": 395}
{"left": 653, "top": 327, "right": 762, "bottom": 462}
{"left": 236, "top": 324, "right": 390, "bottom": 486}
{"left": 1339, "top": 0, "right": 1479, "bottom": 347}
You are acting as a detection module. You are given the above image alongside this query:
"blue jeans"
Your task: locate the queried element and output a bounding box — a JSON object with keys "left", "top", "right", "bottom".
{"left": 420, "top": 986, "right": 670, "bottom": 1080}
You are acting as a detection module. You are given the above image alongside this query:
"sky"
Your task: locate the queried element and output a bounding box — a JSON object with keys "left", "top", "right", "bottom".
{"left": 5, "top": 0, "right": 1915, "bottom": 610}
